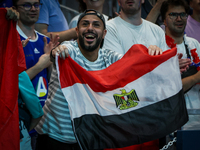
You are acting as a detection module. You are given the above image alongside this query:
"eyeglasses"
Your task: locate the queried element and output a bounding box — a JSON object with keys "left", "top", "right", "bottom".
{"left": 168, "top": 12, "right": 188, "bottom": 20}
{"left": 16, "top": 2, "right": 42, "bottom": 11}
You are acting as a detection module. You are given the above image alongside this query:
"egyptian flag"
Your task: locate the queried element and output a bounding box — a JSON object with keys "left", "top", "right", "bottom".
{"left": 56, "top": 44, "right": 188, "bottom": 150}
{"left": 0, "top": 8, "right": 26, "bottom": 150}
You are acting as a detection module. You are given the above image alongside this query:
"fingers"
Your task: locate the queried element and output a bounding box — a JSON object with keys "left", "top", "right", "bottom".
{"left": 59, "top": 45, "right": 68, "bottom": 59}
{"left": 180, "top": 65, "right": 189, "bottom": 74}
{"left": 50, "top": 33, "right": 53, "bottom": 41}
{"left": 43, "top": 36, "right": 47, "bottom": 47}
{"left": 179, "top": 58, "right": 191, "bottom": 68}
{"left": 177, "top": 53, "right": 183, "bottom": 59}
{"left": 148, "top": 45, "right": 163, "bottom": 56}
{"left": 21, "top": 37, "right": 31, "bottom": 47}
{"left": 52, "top": 45, "right": 68, "bottom": 59}
{"left": 6, "top": 7, "right": 19, "bottom": 21}
{"left": 52, "top": 34, "right": 60, "bottom": 48}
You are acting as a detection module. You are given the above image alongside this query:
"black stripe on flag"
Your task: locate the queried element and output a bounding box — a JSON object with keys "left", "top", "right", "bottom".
{"left": 73, "top": 89, "right": 188, "bottom": 150}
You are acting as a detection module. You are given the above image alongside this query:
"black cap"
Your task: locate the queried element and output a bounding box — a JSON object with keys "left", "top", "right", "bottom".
{"left": 77, "top": 9, "right": 106, "bottom": 29}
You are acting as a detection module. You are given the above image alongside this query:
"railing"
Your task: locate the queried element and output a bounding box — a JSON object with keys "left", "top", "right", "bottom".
{"left": 187, "top": 109, "right": 200, "bottom": 115}
{"left": 60, "top": 4, "right": 79, "bottom": 24}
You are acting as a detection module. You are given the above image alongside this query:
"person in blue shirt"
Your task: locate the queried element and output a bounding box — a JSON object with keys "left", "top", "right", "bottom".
{"left": 12, "top": 0, "right": 59, "bottom": 149}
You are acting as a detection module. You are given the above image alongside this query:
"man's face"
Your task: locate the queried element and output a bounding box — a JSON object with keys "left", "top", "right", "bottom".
{"left": 190, "top": 0, "right": 200, "bottom": 13}
{"left": 83, "top": 0, "right": 105, "bottom": 9}
{"left": 76, "top": 14, "right": 106, "bottom": 52}
{"left": 164, "top": 5, "right": 187, "bottom": 37}
{"left": 15, "top": 0, "right": 40, "bottom": 26}
{"left": 118, "top": 0, "right": 144, "bottom": 15}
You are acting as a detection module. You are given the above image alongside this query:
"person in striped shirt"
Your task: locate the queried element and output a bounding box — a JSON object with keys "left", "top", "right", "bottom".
{"left": 35, "top": 9, "right": 162, "bottom": 150}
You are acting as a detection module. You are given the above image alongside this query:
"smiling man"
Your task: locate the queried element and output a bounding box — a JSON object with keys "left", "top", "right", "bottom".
{"left": 161, "top": 0, "right": 200, "bottom": 131}
{"left": 35, "top": 9, "right": 162, "bottom": 150}
{"left": 35, "top": 9, "right": 122, "bottom": 150}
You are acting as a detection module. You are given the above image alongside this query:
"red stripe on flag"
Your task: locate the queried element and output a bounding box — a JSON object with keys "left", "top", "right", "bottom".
{"left": 58, "top": 44, "right": 177, "bottom": 92}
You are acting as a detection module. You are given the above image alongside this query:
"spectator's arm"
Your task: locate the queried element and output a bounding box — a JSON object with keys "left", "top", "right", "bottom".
{"left": 19, "top": 71, "right": 44, "bottom": 130}
{"left": 35, "top": 23, "right": 77, "bottom": 42}
{"left": 29, "top": 117, "right": 42, "bottom": 131}
{"left": 26, "top": 53, "right": 52, "bottom": 80}
{"left": 146, "top": 0, "right": 166, "bottom": 23}
{"left": 182, "top": 70, "right": 200, "bottom": 92}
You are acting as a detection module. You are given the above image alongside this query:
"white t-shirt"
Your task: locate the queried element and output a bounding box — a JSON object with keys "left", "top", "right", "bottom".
{"left": 69, "top": 13, "right": 109, "bottom": 29}
{"left": 103, "top": 16, "right": 168, "bottom": 54}
{"left": 176, "top": 35, "right": 200, "bottom": 130}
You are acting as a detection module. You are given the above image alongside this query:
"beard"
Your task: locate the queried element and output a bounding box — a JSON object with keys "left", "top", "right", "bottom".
{"left": 121, "top": 6, "right": 140, "bottom": 15}
{"left": 78, "top": 33, "right": 103, "bottom": 52}
{"left": 170, "top": 23, "right": 186, "bottom": 37}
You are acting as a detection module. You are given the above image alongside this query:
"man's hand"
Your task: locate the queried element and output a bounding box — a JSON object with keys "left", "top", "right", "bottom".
{"left": 43, "top": 33, "right": 60, "bottom": 54}
{"left": 21, "top": 37, "right": 31, "bottom": 47}
{"left": 148, "top": 45, "right": 162, "bottom": 56}
{"left": 5, "top": 7, "right": 19, "bottom": 21}
{"left": 36, "top": 53, "right": 52, "bottom": 69}
{"left": 178, "top": 53, "right": 191, "bottom": 73}
{"left": 52, "top": 45, "right": 69, "bottom": 60}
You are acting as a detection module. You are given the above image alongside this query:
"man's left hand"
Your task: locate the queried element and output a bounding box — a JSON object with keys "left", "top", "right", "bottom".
{"left": 148, "top": 45, "right": 163, "bottom": 56}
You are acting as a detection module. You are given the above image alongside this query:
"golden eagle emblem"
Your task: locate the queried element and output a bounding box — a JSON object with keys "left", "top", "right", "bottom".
{"left": 113, "top": 89, "right": 139, "bottom": 110}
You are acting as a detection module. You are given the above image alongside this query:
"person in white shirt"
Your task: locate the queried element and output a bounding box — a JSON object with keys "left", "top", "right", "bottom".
{"left": 161, "top": 0, "right": 200, "bottom": 130}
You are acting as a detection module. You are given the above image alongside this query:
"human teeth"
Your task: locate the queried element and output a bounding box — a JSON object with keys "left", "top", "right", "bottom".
{"left": 86, "top": 35, "right": 94, "bottom": 38}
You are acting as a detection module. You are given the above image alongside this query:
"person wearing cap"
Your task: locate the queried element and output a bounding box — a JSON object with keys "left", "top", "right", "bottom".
{"left": 35, "top": 9, "right": 162, "bottom": 150}
{"left": 69, "top": 0, "right": 109, "bottom": 29}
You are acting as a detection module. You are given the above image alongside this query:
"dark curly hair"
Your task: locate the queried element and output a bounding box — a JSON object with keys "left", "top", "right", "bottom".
{"left": 160, "top": 0, "right": 190, "bottom": 22}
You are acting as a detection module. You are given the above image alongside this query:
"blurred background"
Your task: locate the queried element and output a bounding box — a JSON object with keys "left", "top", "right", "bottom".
{"left": 58, "top": 0, "right": 119, "bottom": 23}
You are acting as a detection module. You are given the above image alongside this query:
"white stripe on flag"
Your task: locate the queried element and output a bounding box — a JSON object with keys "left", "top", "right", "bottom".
{"left": 59, "top": 54, "right": 182, "bottom": 119}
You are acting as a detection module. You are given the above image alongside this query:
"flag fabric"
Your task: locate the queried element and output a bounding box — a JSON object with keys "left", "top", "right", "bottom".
{"left": 0, "top": 8, "right": 26, "bottom": 150}
{"left": 56, "top": 44, "right": 188, "bottom": 150}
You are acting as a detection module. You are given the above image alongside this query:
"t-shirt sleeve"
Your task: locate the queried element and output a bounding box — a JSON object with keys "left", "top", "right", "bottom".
{"left": 18, "top": 71, "right": 44, "bottom": 118}
{"left": 69, "top": 17, "right": 78, "bottom": 29}
{"left": 103, "top": 24, "right": 125, "bottom": 55}
{"left": 159, "top": 28, "right": 169, "bottom": 52}
{"left": 36, "top": 0, "right": 49, "bottom": 25}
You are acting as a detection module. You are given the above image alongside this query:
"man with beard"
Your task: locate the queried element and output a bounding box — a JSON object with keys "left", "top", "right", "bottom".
{"left": 35, "top": 9, "right": 162, "bottom": 150}
{"left": 161, "top": 0, "right": 200, "bottom": 131}
{"left": 103, "top": 0, "right": 169, "bottom": 56}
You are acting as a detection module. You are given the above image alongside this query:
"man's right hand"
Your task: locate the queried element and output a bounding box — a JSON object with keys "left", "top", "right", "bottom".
{"left": 6, "top": 7, "right": 19, "bottom": 21}
{"left": 178, "top": 53, "right": 191, "bottom": 73}
{"left": 37, "top": 53, "right": 52, "bottom": 69}
{"left": 52, "top": 45, "right": 69, "bottom": 60}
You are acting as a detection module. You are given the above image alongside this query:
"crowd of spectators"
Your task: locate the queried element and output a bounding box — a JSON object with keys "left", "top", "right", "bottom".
{"left": 0, "top": 0, "right": 199, "bottom": 150}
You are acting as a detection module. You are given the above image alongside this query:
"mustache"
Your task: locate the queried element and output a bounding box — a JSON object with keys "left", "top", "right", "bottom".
{"left": 83, "top": 32, "right": 98, "bottom": 38}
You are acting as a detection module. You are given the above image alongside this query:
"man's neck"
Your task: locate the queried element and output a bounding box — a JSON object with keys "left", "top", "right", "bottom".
{"left": 18, "top": 21, "right": 36, "bottom": 40}
{"left": 87, "top": 6, "right": 103, "bottom": 14}
{"left": 78, "top": 43, "right": 99, "bottom": 62}
{"left": 120, "top": 11, "right": 143, "bottom": 26}
{"left": 191, "top": 10, "right": 200, "bottom": 23}
{"left": 166, "top": 30, "right": 184, "bottom": 44}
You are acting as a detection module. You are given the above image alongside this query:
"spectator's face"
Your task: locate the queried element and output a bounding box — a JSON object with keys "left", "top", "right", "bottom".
{"left": 190, "top": 0, "right": 200, "bottom": 12}
{"left": 118, "top": 0, "right": 144, "bottom": 15}
{"left": 15, "top": 0, "right": 40, "bottom": 26}
{"left": 164, "top": 5, "right": 187, "bottom": 36}
{"left": 83, "top": 0, "right": 105, "bottom": 9}
{"left": 76, "top": 14, "right": 106, "bottom": 52}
